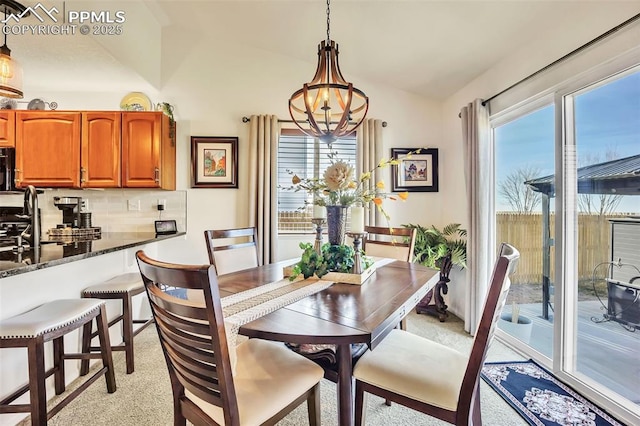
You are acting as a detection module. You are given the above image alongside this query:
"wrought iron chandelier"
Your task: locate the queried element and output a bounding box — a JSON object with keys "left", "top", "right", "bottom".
{"left": 0, "top": 0, "right": 27, "bottom": 99}
{"left": 288, "top": 0, "right": 368, "bottom": 143}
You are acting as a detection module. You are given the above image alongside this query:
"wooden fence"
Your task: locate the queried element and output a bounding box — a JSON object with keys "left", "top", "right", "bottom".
{"left": 496, "top": 213, "right": 629, "bottom": 284}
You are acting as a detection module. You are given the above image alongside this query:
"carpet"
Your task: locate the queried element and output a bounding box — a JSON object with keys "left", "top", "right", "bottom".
{"left": 481, "top": 360, "right": 623, "bottom": 426}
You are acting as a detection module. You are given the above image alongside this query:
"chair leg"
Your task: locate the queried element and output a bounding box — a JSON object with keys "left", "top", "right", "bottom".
{"left": 123, "top": 293, "right": 135, "bottom": 374}
{"left": 355, "top": 380, "right": 366, "bottom": 426}
{"left": 27, "top": 339, "right": 47, "bottom": 426}
{"left": 52, "top": 336, "right": 66, "bottom": 395}
{"left": 307, "top": 383, "right": 321, "bottom": 426}
{"left": 80, "top": 318, "right": 93, "bottom": 376}
{"left": 95, "top": 305, "right": 117, "bottom": 393}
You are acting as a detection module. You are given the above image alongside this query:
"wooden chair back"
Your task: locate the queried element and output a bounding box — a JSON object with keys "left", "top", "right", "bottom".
{"left": 363, "top": 226, "right": 417, "bottom": 262}
{"left": 204, "top": 227, "right": 259, "bottom": 275}
{"left": 457, "top": 242, "right": 520, "bottom": 421}
{"left": 135, "top": 250, "right": 239, "bottom": 426}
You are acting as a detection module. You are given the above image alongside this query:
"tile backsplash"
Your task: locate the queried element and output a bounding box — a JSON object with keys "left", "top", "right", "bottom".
{"left": 1, "top": 189, "right": 187, "bottom": 235}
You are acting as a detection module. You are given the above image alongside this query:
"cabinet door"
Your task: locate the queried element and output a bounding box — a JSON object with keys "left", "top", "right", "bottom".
{"left": 81, "top": 112, "right": 121, "bottom": 188}
{"left": 0, "top": 110, "right": 15, "bottom": 147}
{"left": 15, "top": 111, "right": 81, "bottom": 188}
{"left": 122, "top": 112, "right": 161, "bottom": 188}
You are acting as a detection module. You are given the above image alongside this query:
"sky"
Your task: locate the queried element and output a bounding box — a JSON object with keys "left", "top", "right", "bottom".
{"left": 494, "top": 69, "right": 640, "bottom": 213}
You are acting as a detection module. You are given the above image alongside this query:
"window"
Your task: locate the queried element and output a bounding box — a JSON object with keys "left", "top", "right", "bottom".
{"left": 277, "top": 129, "right": 356, "bottom": 233}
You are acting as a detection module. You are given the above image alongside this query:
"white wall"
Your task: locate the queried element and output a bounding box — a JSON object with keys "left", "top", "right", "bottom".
{"left": 154, "top": 25, "right": 443, "bottom": 264}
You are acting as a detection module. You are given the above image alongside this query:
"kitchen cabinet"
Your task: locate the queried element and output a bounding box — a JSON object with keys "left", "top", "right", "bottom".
{"left": 15, "top": 111, "right": 81, "bottom": 188}
{"left": 11, "top": 110, "right": 175, "bottom": 190}
{"left": 81, "top": 112, "right": 121, "bottom": 188}
{"left": 0, "top": 110, "right": 15, "bottom": 147}
{"left": 122, "top": 112, "right": 175, "bottom": 190}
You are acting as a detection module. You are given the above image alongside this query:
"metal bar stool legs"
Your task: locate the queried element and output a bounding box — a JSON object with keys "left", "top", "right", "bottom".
{"left": 0, "top": 300, "right": 116, "bottom": 425}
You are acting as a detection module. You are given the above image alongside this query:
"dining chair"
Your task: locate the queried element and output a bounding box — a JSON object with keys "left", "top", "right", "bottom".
{"left": 204, "top": 227, "right": 259, "bottom": 275}
{"left": 353, "top": 243, "right": 520, "bottom": 426}
{"left": 363, "top": 226, "right": 416, "bottom": 263}
{"left": 364, "top": 225, "right": 417, "bottom": 331}
{"left": 135, "top": 250, "right": 324, "bottom": 426}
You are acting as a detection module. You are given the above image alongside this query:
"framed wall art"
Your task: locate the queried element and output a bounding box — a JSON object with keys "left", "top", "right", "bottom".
{"left": 191, "top": 136, "right": 238, "bottom": 188}
{"left": 391, "top": 148, "right": 439, "bottom": 192}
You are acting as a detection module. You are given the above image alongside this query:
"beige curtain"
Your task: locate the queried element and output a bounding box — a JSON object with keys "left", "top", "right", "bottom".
{"left": 248, "top": 115, "right": 280, "bottom": 265}
{"left": 357, "top": 119, "right": 384, "bottom": 227}
{"left": 460, "top": 99, "right": 493, "bottom": 335}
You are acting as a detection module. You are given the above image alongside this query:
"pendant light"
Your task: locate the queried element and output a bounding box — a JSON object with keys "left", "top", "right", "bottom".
{"left": 0, "top": 1, "right": 28, "bottom": 99}
{"left": 288, "top": 0, "right": 368, "bottom": 143}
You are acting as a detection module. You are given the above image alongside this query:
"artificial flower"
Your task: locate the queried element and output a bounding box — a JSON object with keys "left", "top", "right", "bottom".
{"left": 282, "top": 147, "right": 423, "bottom": 222}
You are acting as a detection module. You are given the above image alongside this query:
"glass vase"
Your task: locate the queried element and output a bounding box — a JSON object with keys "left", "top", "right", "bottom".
{"left": 326, "top": 205, "right": 348, "bottom": 245}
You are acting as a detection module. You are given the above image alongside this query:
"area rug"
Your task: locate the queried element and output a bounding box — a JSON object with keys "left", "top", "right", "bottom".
{"left": 481, "top": 360, "right": 623, "bottom": 426}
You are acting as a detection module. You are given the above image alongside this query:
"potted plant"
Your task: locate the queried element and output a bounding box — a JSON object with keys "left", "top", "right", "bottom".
{"left": 403, "top": 223, "right": 467, "bottom": 321}
{"left": 403, "top": 223, "right": 467, "bottom": 269}
{"left": 498, "top": 302, "right": 533, "bottom": 343}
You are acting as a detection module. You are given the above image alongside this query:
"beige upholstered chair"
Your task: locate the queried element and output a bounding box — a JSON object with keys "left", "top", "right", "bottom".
{"left": 136, "top": 250, "right": 323, "bottom": 426}
{"left": 353, "top": 243, "right": 520, "bottom": 426}
{"left": 363, "top": 226, "right": 416, "bottom": 263}
{"left": 204, "top": 227, "right": 259, "bottom": 275}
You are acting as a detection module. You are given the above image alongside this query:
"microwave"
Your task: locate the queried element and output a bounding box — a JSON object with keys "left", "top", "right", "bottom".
{"left": 0, "top": 147, "right": 16, "bottom": 191}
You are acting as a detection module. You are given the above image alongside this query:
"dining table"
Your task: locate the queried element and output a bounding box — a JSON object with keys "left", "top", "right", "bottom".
{"left": 215, "top": 258, "right": 439, "bottom": 426}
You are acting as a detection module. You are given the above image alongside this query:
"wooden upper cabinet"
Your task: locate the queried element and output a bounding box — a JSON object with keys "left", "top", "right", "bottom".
{"left": 15, "top": 111, "right": 81, "bottom": 188}
{"left": 81, "top": 112, "right": 121, "bottom": 188}
{"left": 122, "top": 112, "right": 175, "bottom": 189}
{"left": 0, "top": 110, "right": 15, "bottom": 147}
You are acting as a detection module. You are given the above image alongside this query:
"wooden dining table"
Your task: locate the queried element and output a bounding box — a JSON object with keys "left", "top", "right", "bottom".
{"left": 216, "top": 259, "right": 439, "bottom": 426}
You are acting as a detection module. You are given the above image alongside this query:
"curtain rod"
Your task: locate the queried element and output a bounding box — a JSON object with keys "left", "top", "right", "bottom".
{"left": 241, "top": 116, "right": 387, "bottom": 127}
{"left": 458, "top": 11, "right": 640, "bottom": 118}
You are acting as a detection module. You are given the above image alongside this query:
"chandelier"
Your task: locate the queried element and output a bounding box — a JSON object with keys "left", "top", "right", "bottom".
{"left": 288, "top": 0, "right": 368, "bottom": 143}
{"left": 0, "top": 0, "right": 27, "bottom": 99}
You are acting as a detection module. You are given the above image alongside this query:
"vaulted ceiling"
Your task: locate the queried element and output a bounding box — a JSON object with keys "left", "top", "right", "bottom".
{"left": 10, "top": 1, "right": 640, "bottom": 99}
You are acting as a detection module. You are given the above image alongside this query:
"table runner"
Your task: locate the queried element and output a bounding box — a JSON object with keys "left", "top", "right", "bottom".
{"left": 220, "top": 277, "right": 334, "bottom": 373}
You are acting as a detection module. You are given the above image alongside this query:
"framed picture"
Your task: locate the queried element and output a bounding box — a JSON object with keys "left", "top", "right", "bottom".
{"left": 191, "top": 136, "right": 238, "bottom": 188}
{"left": 391, "top": 148, "right": 439, "bottom": 192}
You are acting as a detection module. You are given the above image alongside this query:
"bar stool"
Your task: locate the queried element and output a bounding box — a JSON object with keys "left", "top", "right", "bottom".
{"left": 81, "top": 273, "right": 153, "bottom": 374}
{"left": 0, "top": 299, "right": 116, "bottom": 425}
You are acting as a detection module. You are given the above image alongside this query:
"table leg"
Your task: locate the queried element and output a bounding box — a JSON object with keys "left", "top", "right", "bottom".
{"left": 336, "top": 343, "right": 354, "bottom": 426}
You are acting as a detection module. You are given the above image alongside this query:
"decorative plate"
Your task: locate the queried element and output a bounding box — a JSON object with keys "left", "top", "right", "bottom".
{"left": 27, "top": 98, "right": 46, "bottom": 110}
{"left": 120, "top": 92, "right": 152, "bottom": 111}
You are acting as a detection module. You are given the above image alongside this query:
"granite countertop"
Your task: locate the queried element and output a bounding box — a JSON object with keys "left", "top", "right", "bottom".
{"left": 0, "top": 232, "right": 186, "bottom": 278}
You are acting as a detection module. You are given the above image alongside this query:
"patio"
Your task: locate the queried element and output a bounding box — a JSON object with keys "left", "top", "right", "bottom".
{"left": 500, "top": 301, "right": 640, "bottom": 404}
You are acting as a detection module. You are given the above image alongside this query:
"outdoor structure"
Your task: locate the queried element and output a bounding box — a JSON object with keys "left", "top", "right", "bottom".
{"left": 525, "top": 154, "right": 640, "bottom": 320}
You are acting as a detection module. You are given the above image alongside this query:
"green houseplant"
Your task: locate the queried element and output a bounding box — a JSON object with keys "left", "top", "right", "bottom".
{"left": 404, "top": 223, "right": 467, "bottom": 322}
{"left": 403, "top": 223, "right": 467, "bottom": 270}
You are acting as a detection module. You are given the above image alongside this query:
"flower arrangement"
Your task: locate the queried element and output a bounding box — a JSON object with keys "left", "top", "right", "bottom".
{"left": 285, "top": 148, "right": 421, "bottom": 221}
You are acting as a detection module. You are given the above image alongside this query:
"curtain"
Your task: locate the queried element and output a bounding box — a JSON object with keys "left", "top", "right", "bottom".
{"left": 460, "top": 99, "right": 493, "bottom": 335}
{"left": 248, "top": 115, "right": 280, "bottom": 265}
{"left": 357, "top": 119, "right": 384, "bottom": 227}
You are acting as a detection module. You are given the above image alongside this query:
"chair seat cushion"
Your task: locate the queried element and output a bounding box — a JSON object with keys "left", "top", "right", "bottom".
{"left": 83, "top": 272, "right": 143, "bottom": 294}
{"left": 0, "top": 299, "right": 104, "bottom": 339}
{"left": 353, "top": 329, "right": 467, "bottom": 411}
{"left": 186, "top": 338, "right": 323, "bottom": 425}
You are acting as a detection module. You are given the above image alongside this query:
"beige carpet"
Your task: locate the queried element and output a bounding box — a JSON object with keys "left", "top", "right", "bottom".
{"left": 24, "top": 312, "right": 528, "bottom": 426}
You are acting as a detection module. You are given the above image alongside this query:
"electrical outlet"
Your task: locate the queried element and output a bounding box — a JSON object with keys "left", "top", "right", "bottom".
{"left": 157, "top": 199, "right": 166, "bottom": 211}
{"left": 127, "top": 199, "right": 140, "bottom": 211}
{"left": 80, "top": 199, "right": 89, "bottom": 211}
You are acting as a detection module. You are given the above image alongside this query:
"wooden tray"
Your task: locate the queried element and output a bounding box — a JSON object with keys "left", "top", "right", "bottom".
{"left": 283, "top": 263, "right": 376, "bottom": 285}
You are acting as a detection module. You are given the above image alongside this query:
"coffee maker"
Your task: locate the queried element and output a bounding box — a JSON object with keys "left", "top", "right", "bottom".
{"left": 53, "top": 196, "right": 84, "bottom": 228}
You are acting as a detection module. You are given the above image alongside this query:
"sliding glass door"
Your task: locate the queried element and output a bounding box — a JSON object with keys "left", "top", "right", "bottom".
{"left": 566, "top": 69, "right": 640, "bottom": 407}
{"left": 492, "top": 65, "right": 640, "bottom": 422}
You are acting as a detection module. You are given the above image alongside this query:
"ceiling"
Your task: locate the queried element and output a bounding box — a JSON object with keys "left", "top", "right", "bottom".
{"left": 9, "top": 1, "right": 640, "bottom": 99}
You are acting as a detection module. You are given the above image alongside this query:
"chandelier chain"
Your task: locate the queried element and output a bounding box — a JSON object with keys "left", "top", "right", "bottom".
{"left": 326, "top": 0, "right": 330, "bottom": 43}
